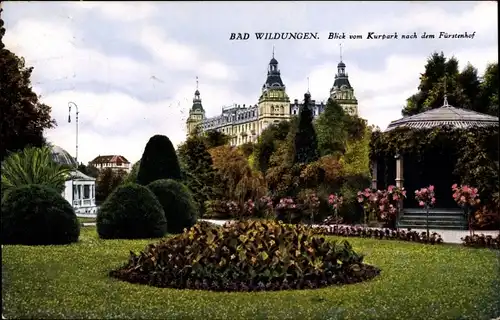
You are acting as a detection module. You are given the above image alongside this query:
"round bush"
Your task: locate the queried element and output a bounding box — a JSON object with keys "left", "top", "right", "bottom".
{"left": 110, "top": 220, "right": 380, "bottom": 291}
{"left": 147, "top": 179, "right": 198, "bottom": 234}
{"left": 97, "top": 183, "right": 167, "bottom": 239}
{"left": 1, "top": 184, "right": 80, "bottom": 245}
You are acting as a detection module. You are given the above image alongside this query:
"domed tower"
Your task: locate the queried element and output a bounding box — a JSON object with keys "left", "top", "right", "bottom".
{"left": 257, "top": 47, "right": 290, "bottom": 134}
{"left": 329, "top": 44, "right": 359, "bottom": 116}
{"left": 186, "top": 77, "right": 206, "bottom": 136}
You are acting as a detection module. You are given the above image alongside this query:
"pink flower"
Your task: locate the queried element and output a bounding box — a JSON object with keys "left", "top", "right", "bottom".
{"left": 419, "top": 201, "right": 425, "bottom": 207}
{"left": 388, "top": 185, "right": 394, "bottom": 192}
{"left": 393, "top": 195, "right": 399, "bottom": 201}
{"left": 431, "top": 197, "right": 436, "bottom": 204}
{"left": 473, "top": 188, "right": 478, "bottom": 194}
{"left": 428, "top": 185, "right": 435, "bottom": 191}
{"left": 460, "top": 196, "right": 466, "bottom": 202}
{"left": 421, "top": 188, "right": 428, "bottom": 193}
{"left": 452, "top": 183, "right": 458, "bottom": 189}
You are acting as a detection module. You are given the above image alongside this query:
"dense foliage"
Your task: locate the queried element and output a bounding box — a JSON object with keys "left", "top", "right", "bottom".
{"left": 370, "top": 125, "right": 499, "bottom": 208}
{"left": 293, "top": 92, "right": 319, "bottom": 164}
{"left": 461, "top": 234, "right": 499, "bottom": 249}
{"left": 203, "top": 129, "right": 231, "bottom": 149}
{"left": 110, "top": 220, "right": 380, "bottom": 291}
{"left": 253, "top": 120, "right": 293, "bottom": 173}
{"left": 96, "top": 183, "right": 167, "bottom": 239}
{"left": 1, "top": 146, "right": 72, "bottom": 197}
{"left": 0, "top": 13, "right": 56, "bottom": 161}
{"left": 178, "top": 135, "right": 218, "bottom": 215}
{"left": 402, "top": 52, "right": 498, "bottom": 117}
{"left": 95, "top": 168, "right": 127, "bottom": 204}
{"left": 209, "top": 145, "right": 266, "bottom": 203}
{"left": 122, "top": 160, "right": 140, "bottom": 184}
{"left": 137, "top": 135, "right": 181, "bottom": 186}
{"left": 316, "top": 225, "right": 443, "bottom": 245}
{"left": 1, "top": 184, "right": 80, "bottom": 245}
{"left": 77, "top": 162, "right": 99, "bottom": 178}
{"left": 147, "top": 179, "right": 198, "bottom": 234}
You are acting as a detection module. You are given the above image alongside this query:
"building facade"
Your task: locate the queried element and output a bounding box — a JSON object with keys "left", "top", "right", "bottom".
{"left": 89, "top": 155, "right": 131, "bottom": 173}
{"left": 186, "top": 53, "right": 359, "bottom": 146}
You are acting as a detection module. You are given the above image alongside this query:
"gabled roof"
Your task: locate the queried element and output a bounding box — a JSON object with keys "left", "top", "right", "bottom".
{"left": 385, "top": 99, "right": 499, "bottom": 132}
{"left": 68, "top": 170, "right": 96, "bottom": 181}
{"left": 90, "top": 155, "right": 130, "bottom": 164}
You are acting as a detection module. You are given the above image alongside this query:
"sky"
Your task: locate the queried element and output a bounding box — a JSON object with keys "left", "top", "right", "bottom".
{"left": 3, "top": 1, "right": 498, "bottom": 164}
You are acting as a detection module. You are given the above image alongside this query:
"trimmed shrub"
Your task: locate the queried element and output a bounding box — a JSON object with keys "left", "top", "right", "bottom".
{"left": 97, "top": 183, "right": 167, "bottom": 239}
{"left": 1, "top": 184, "right": 80, "bottom": 245}
{"left": 137, "top": 135, "right": 181, "bottom": 186}
{"left": 110, "top": 220, "right": 380, "bottom": 291}
{"left": 147, "top": 179, "right": 197, "bottom": 234}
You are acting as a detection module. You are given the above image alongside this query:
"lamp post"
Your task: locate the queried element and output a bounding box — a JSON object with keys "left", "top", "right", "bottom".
{"left": 68, "top": 101, "right": 79, "bottom": 209}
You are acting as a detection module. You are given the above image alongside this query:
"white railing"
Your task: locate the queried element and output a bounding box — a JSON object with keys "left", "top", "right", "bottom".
{"left": 73, "top": 199, "right": 94, "bottom": 207}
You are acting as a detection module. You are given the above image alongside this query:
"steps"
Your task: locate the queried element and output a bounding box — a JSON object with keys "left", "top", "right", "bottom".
{"left": 398, "top": 208, "right": 467, "bottom": 230}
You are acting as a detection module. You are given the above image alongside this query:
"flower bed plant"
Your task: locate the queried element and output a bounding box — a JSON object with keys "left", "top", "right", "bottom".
{"left": 314, "top": 225, "right": 443, "bottom": 245}
{"left": 109, "top": 220, "right": 381, "bottom": 291}
{"left": 461, "top": 233, "right": 500, "bottom": 249}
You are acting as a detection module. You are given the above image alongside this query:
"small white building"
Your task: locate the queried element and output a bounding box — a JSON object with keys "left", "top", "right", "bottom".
{"left": 51, "top": 145, "right": 98, "bottom": 217}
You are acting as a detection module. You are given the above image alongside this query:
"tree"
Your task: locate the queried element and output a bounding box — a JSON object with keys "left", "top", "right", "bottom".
{"left": 95, "top": 168, "right": 127, "bottom": 204}
{"left": 1, "top": 146, "right": 72, "bottom": 198}
{"left": 315, "top": 98, "right": 349, "bottom": 157}
{"left": 340, "top": 124, "right": 371, "bottom": 177}
{"left": 402, "top": 51, "right": 496, "bottom": 117}
{"left": 0, "top": 11, "right": 56, "bottom": 160}
{"left": 476, "top": 62, "right": 498, "bottom": 116}
{"left": 253, "top": 119, "right": 293, "bottom": 174}
{"left": 77, "top": 162, "right": 99, "bottom": 178}
{"left": 203, "top": 130, "right": 230, "bottom": 149}
{"left": 293, "top": 92, "right": 319, "bottom": 165}
{"left": 136, "top": 135, "right": 181, "bottom": 186}
{"left": 178, "top": 135, "right": 218, "bottom": 215}
{"left": 209, "top": 145, "right": 266, "bottom": 203}
{"left": 122, "top": 160, "right": 140, "bottom": 184}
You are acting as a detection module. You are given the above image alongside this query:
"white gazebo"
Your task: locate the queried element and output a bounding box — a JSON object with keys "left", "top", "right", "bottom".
{"left": 50, "top": 145, "right": 98, "bottom": 216}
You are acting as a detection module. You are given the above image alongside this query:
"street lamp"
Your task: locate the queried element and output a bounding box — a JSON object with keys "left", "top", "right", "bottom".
{"left": 68, "top": 101, "right": 79, "bottom": 164}
{"left": 68, "top": 101, "right": 79, "bottom": 210}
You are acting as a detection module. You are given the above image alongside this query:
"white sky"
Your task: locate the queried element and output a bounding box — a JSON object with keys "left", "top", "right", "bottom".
{"left": 3, "top": 1, "right": 498, "bottom": 163}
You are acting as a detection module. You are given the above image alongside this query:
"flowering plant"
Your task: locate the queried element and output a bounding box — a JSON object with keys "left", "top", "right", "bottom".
{"left": 276, "top": 197, "right": 297, "bottom": 223}
{"left": 378, "top": 186, "right": 407, "bottom": 229}
{"left": 226, "top": 200, "right": 240, "bottom": 218}
{"left": 357, "top": 188, "right": 382, "bottom": 225}
{"left": 328, "top": 193, "right": 343, "bottom": 226}
{"left": 452, "top": 184, "right": 481, "bottom": 235}
{"left": 414, "top": 185, "right": 436, "bottom": 239}
{"left": 415, "top": 185, "right": 436, "bottom": 208}
{"left": 242, "top": 199, "right": 255, "bottom": 219}
{"left": 256, "top": 195, "right": 274, "bottom": 219}
{"left": 302, "top": 192, "right": 320, "bottom": 224}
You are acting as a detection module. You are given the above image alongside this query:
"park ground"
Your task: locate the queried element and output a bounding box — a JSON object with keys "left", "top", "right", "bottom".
{"left": 2, "top": 227, "right": 500, "bottom": 320}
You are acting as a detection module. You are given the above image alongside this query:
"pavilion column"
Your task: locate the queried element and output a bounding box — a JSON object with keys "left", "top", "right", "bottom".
{"left": 371, "top": 159, "right": 378, "bottom": 190}
{"left": 395, "top": 154, "right": 404, "bottom": 189}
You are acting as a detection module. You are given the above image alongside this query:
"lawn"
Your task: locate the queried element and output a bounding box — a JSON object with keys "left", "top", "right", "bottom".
{"left": 2, "top": 227, "right": 500, "bottom": 320}
{"left": 77, "top": 217, "right": 97, "bottom": 223}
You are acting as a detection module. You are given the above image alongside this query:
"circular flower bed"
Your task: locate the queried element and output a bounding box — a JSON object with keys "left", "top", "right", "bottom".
{"left": 110, "top": 220, "right": 380, "bottom": 292}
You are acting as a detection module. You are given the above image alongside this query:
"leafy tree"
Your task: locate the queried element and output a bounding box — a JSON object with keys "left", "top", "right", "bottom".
{"left": 239, "top": 142, "right": 255, "bottom": 158}
{"left": 178, "top": 135, "right": 218, "bottom": 215}
{"left": 203, "top": 130, "right": 230, "bottom": 149}
{"left": 1, "top": 146, "right": 72, "bottom": 198}
{"left": 0, "top": 11, "right": 56, "bottom": 160}
{"left": 402, "top": 51, "right": 496, "bottom": 116}
{"left": 315, "top": 98, "right": 349, "bottom": 156}
{"left": 95, "top": 168, "right": 127, "bottom": 204}
{"left": 209, "top": 145, "right": 266, "bottom": 203}
{"left": 122, "top": 160, "right": 140, "bottom": 184}
{"left": 293, "top": 92, "right": 319, "bottom": 165}
{"left": 476, "top": 62, "right": 498, "bottom": 116}
{"left": 137, "top": 135, "right": 181, "bottom": 186}
{"left": 253, "top": 120, "right": 293, "bottom": 174}
{"left": 340, "top": 124, "right": 372, "bottom": 177}
{"left": 77, "top": 162, "right": 99, "bottom": 178}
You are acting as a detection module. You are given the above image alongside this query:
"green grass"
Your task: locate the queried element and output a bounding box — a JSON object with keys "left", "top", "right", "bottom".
{"left": 2, "top": 228, "right": 500, "bottom": 320}
{"left": 77, "top": 217, "right": 96, "bottom": 224}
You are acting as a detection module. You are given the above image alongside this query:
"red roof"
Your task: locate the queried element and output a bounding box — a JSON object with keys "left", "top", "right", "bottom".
{"left": 90, "top": 155, "right": 130, "bottom": 165}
